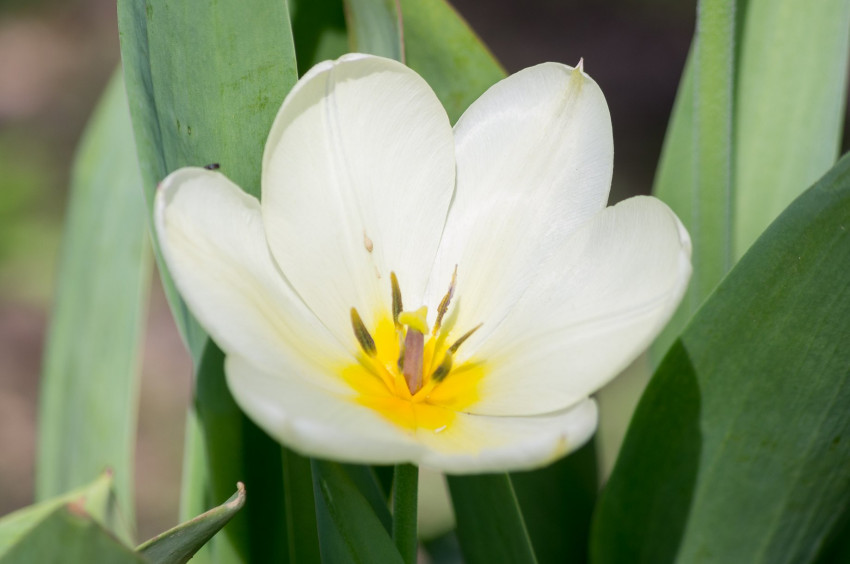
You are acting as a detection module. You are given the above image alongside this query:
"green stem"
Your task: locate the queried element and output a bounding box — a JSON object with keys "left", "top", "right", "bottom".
{"left": 392, "top": 464, "right": 419, "bottom": 563}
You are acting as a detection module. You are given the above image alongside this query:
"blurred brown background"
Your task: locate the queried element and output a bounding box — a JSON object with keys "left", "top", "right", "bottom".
{"left": 0, "top": 0, "right": 696, "bottom": 541}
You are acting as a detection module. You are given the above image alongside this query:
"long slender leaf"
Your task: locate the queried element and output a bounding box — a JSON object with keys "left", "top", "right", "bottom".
{"left": 592, "top": 153, "right": 850, "bottom": 563}
{"left": 691, "top": 0, "right": 736, "bottom": 309}
{"left": 343, "top": 0, "right": 403, "bottom": 60}
{"left": 399, "top": 0, "right": 506, "bottom": 123}
{"left": 511, "top": 443, "right": 597, "bottom": 563}
{"left": 194, "top": 343, "right": 287, "bottom": 563}
{"left": 35, "top": 71, "right": 150, "bottom": 540}
{"left": 312, "top": 461, "right": 404, "bottom": 564}
{"left": 137, "top": 483, "right": 245, "bottom": 564}
{"left": 447, "top": 474, "right": 537, "bottom": 564}
{"left": 649, "top": 52, "right": 697, "bottom": 364}
{"left": 118, "top": 2, "right": 300, "bottom": 561}
{"left": 282, "top": 450, "right": 321, "bottom": 564}
{"left": 733, "top": 0, "right": 850, "bottom": 257}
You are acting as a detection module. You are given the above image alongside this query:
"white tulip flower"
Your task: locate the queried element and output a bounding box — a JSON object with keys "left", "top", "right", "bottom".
{"left": 154, "top": 54, "right": 691, "bottom": 474}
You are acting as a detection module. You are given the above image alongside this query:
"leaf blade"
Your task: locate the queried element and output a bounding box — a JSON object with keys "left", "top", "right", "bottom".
{"left": 593, "top": 153, "right": 850, "bottom": 563}
{"left": 35, "top": 71, "right": 150, "bottom": 540}
{"left": 137, "top": 483, "right": 246, "bottom": 564}
{"left": 447, "top": 474, "right": 537, "bottom": 564}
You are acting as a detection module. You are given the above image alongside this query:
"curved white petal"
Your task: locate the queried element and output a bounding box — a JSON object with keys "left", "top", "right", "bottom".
{"left": 418, "top": 399, "right": 598, "bottom": 474}
{"left": 226, "top": 355, "right": 423, "bottom": 464}
{"left": 262, "top": 54, "right": 455, "bottom": 347}
{"left": 468, "top": 196, "right": 691, "bottom": 416}
{"left": 227, "top": 356, "right": 597, "bottom": 474}
{"left": 154, "top": 168, "right": 348, "bottom": 391}
{"left": 427, "top": 62, "right": 614, "bottom": 342}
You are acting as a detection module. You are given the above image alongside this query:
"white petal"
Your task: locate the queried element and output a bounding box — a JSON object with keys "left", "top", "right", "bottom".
{"left": 426, "top": 62, "right": 613, "bottom": 342}
{"left": 226, "top": 355, "right": 423, "bottom": 464}
{"left": 262, "top": 54, "right": 455, "bottom": 346}
{"left": 469, "top": 196, "right": 691, "bottom": 415}
{"left": 154, "top": 167, "right": 348, "bottom": 391}
{"left": 418, "top": 399, "right": 598, "bottom": 474}
{"left": 227, "top": 356, "right": 597, "bottom": 474}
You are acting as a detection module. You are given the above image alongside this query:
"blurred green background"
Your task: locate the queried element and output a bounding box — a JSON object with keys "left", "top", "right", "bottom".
{"left": 0, "top": 0, "right": 722, "bottom": 541}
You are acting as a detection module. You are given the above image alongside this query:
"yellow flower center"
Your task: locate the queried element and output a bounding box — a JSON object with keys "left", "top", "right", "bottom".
{"left": 341, "top": 271, "right": 485, "bottom": 432}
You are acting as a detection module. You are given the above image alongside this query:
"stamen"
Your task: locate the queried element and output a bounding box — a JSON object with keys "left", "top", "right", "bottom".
{"left": 449, "top": 323, "right": 483, "bottom": 354}
{"left": 390, "top": 272, "right": 403, "bottom": 328}
{"left": 433, "top": 266, "right": 457, "bottom": 335}
{"left": 402, "top": 328, "right": 425, "bottom": 394}
{"left": 350, "top": 308, "right": 376, "bottom": 356}
{"left": 430, "top": 353, "right": 453, "bottom": 383}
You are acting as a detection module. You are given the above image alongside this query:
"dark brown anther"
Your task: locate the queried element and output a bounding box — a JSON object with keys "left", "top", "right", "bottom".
{"left": 391, "top": 272, "right": 403, "bottom": 328}
{"left": 430, "top": 353, "right": 453, "bottom": 383}
{"left": 449, "top": 323, "right": 482, "bottom": 354}
{"left": 433, "top": 266, "right": 457, "bottom": 335}
{"left": 203, "top": 163, "right": 220, "bottom": 170}
{"left": 350, "top": 308, "right": 376, "bottom": 356}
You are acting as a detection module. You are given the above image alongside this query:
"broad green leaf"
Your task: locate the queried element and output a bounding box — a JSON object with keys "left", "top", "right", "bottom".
{"left": 511, "top": 442, "right": 597, "bottom": 563}
{"left": 312, "top": 461, "right": 404, "bottom": 564}
{"left": 0, "top": 472, "right": 127, "bottom": 553}
{"left": 399, "top": 0, "right": 506, "bottom": 123}
{"left": 592, "top": 153, "right": 850, "bottom": 563}
{"left": 118, "top": 2, "right": 300, "bottom": 561}
{"left": 343, "top": 0, "right": 403, "bottom": 61}
{"left": 118, "top": 0, "right": 299, "bottom": 358}
{"left": 733, "top": 0, "right": 850, "bottom": 257}
{"left": 341, "top": 465, "right": 392, "bottom": 533}
{"left": 282, "top": 450, "right": 321, "bottom": 564}
{"left": 35, "top": 70, "right": 150, "bottom": 540}
{"left": 137, "top": 483, "right": 246, "bottom": 564}
{"left": 0, "top": 505, "right": 144, "bottom": 564}
{"left": 447, "top": 474, "right": 537, "bottom": 564}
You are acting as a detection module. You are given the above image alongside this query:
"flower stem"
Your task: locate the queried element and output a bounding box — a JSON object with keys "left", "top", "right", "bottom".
{"left": 392, "top": 463, "right": 419, "bottom": 563}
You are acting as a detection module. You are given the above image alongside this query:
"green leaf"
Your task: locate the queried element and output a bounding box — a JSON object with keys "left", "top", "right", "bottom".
{"left": 447, "top": 474, "right": 537, "bottom": 564}
{"left": 691, "top": 0, "right": 736, "bottom": 308}
{"left": 176, "top": 408, "right": 212, "bottom": 564}
{"left": 0, "top": 505, "right": 144, "bottom": 564}
{"left": 511, "top": 441, "right": 597, "bottom": 563}
{"left": 399, "top": 0, "right": 506, "bottom": 123}
{"left": 118, "top": 0, "right": 299, "bottom": 357}
{"left": 312, "top": 460, "right": 404, "bottom": 564}
{"left": 194, "top": 343, "right": 287, "bottom": 563}
{"left": 343, "top": 0, "right": 403, "bottom": 61}
{"left": 592, "top": 153, "right": 850, "bottom": 563}
{"left": 35, "top": 70, "right": 150, "bottom": 540}
{"left": 137, "top": 483, "right": 246, "bottom": 564}
{"left": 0, "top": 473, "right": 139, "bottom": 562}
{"left": 282, "top": 450, "right": 321, "bottom": 564}
{"left": 649, "top": 51, "right": 697, "bottom": 364}
{"left": 118, "top": 2, "right": 300, "bottom": 561}
{"left": 733, "top": 0, "right": 850, "bottom": 257}
{"left": 289, "top": 0, "right": 348, "bottom": 76}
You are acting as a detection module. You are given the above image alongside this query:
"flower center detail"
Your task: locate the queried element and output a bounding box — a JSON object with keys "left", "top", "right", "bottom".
{"left": 341, "top": 270, "right": 485, "bottom": 432}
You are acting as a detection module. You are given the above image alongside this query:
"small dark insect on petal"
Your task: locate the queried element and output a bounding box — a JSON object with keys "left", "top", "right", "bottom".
{"left": 204, "top": 163, "right": 221, "bottom": 170}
